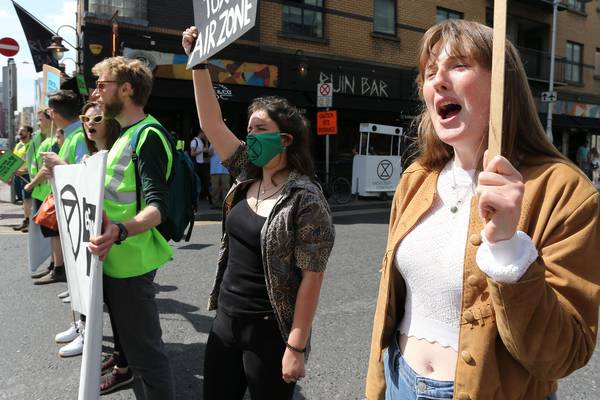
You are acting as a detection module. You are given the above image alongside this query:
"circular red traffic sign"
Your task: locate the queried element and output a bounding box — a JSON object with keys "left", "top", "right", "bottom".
{"left": 319, "top": 83, "right": 331, "bottom": 96}
{"left": 0, "top": 37, "right": 19, "bottom": 57}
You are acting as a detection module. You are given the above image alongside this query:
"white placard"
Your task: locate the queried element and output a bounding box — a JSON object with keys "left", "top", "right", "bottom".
{"left": 187, "top": 0, "right": 258, "bottom": 69}
{"left": 53, "top": 151, "right": 107, "bottom": 400}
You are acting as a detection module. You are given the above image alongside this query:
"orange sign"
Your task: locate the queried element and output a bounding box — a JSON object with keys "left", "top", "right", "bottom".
{"left": 317, "top": 111, "right": 337, "bottom": 135}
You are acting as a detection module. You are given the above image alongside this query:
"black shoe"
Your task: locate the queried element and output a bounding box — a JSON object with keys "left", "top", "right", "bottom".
{"left": 31, "top": 262, "right": 54, "bottom": 279}
{"left": 12, "top": 219, "right": 28, "bottom": 231}
{"left": 33, "top": 265, "right": 66, "bottom": 285}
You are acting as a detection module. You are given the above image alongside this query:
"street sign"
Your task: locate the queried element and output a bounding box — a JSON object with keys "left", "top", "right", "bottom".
{"left": 317, "top": 110, "right": 337, "bottom": 135}
{"left": 76, "top": 74, "right": 89, "bottom": 95}
{"left": 0, "top": 37, "right": 19, "bottom": 57}
{"left": 317, "top": 83, "right": 333, "bottom": 108}
{"left": 541, "top": 91, "right": 557, "bottom": 103}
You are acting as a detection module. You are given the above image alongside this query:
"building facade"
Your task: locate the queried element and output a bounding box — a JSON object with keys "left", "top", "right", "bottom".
{"left": 493, "top": 0, "right": 600, "bottom": 161}
{"left": 76, "top": 0, "right": 600, "bottom": 175}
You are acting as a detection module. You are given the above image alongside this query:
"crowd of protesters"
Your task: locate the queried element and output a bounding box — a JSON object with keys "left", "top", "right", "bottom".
{"left": 3, "top": 18, "right": 600, "bottom": 400}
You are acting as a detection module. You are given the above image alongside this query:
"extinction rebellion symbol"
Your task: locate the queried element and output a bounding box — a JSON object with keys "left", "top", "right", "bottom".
{"left": 377, "top": 160, "right": 393, "bottom": 181}
{"left": 247, "top": 138, "right": 262, "bottom": 159}
{"left": 60, "top": 185, "right": 82, "bottom": 260}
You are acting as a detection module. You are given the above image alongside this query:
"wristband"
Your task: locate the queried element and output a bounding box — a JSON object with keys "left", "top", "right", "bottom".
{"left": 285, "top": 342, "right": 306, "bottom": 353}
{"left": 192, "top": 63, "right": 209, "bottom": 70}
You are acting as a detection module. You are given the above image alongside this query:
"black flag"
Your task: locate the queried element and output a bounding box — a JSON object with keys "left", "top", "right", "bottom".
{"left": 12, "top": 0, "right": 59, "bottom": 72}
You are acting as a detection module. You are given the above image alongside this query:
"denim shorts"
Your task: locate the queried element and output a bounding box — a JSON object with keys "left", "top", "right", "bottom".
{"left": 383, "top": 336, "right": 558, "bottom": 400}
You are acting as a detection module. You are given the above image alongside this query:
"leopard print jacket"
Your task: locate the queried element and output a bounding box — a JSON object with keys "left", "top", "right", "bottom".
{"left": 207, "top": 143, "right": 335, "bottom": 356}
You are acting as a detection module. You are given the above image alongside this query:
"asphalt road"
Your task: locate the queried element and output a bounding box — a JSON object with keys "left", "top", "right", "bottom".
{"left": 0, "top": 207, "right": 598, "bottom": 399}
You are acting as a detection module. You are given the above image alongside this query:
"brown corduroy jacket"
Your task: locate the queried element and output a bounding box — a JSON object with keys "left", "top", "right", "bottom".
{"left": 366, "top": 155, "right": 600, "bottom": 400}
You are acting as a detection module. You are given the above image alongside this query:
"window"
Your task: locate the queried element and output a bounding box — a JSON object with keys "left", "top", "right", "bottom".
{"left": 282, "top": 0, "right": 324, "bottom": 39}
{"left": 374, "top": 0, "right": 396, "bottom": 35}
{"left": 89, "top": 0, "right": 147, "bottom": 21}
{"left": 436, "top": 7, "right": 463, "bottom": 23}
{"left": 595, "top": 48, "right": 600, "bottom": 78}
{"left": 565, "top": 0, "right": 585, "bottom": 13}
{"left": 565, "top": 41, "right": 583, "bottom": 83}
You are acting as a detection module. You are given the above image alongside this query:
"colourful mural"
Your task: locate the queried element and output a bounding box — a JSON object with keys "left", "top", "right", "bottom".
{"left": 123, "top": 47, "right": 278, "bottom": 88}
{"left": 554, "top": 100, "right": 600, "bottom": 119}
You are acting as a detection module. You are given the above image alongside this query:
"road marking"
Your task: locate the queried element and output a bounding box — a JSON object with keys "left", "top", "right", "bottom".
{"left": 193, "top": 221, "right": 220, "bottom": 226}
{"left": 0, "top": 228, "right": 23, "bottom": 235}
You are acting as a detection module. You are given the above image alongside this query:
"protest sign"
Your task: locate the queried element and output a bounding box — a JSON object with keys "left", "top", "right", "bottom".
{"left": 40, "top": 64, "right": 61, "bottom": 108}
{"left": 53, "top": 151, "right": 107, "bottom": 400}
{"left": 187, "top": 0, "right": 258, "bottom": 68}
{"left": 28, "top": 201, "right": 51, "bottom": 274}
{"left": 0, "top": 150, "right": 24, "bottom": 183}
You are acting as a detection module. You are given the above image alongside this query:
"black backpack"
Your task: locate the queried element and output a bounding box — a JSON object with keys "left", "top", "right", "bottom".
{"left": 130, "top": 123, "right": 200, "bottom": 242}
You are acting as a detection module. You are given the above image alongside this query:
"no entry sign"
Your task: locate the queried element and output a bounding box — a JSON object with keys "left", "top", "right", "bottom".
{"left": 0, "top": 37, "right": 19, "bottom": 57}
{"left": 317, "top": 83, "right": 333, "bottom": 108}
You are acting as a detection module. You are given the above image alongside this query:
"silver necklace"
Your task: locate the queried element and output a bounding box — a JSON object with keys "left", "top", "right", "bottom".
{"left": 255, "top": 179, "right": 284, "bottom": 211}
{"left": 449, "top": 164, "right": 476, "bottom": 214}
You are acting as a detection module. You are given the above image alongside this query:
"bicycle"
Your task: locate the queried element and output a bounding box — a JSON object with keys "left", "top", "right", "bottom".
{"left": 316, "top": 172, "right": 353, "bottom": 205}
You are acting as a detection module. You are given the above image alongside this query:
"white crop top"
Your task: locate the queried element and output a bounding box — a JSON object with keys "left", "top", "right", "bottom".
{"left": 394, "top": 160, "right": 538, "bottom": 352}
{"left": 394, "top": 161, "right": 474, "bottom": 351}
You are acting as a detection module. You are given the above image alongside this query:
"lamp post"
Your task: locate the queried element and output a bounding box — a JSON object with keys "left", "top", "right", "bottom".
{"left": 545, "top": 0, "right": 559, "bottom": 143}
{"left": 47, "top": 25, "right": 81, "bottom": 73}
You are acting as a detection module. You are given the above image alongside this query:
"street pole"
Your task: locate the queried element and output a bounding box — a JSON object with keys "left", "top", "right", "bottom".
{"left": 545, "top": 0, "right": 559, "bottom": 143}
{"left": 6, "top": 58, "right": 17, "bottom": 203}
{"left": 325, "top": 108, "right": 330, "bottom": 182}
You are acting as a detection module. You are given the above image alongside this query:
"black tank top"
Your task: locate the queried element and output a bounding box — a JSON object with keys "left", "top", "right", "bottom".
{"left": 218, "top": 198, "right": 273, "bottom": 316}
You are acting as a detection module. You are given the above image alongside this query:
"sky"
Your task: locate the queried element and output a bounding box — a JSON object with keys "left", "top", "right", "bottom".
{"left": 0, "top": 0, "right": 76, "bottom": 109}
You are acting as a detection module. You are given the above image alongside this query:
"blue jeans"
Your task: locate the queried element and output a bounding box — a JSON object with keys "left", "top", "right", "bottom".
{"left": 384, "top": 337, "right": 453, "bottom": 400}
{"left": 384, "top": 337, "right": 558, "bottom": 400}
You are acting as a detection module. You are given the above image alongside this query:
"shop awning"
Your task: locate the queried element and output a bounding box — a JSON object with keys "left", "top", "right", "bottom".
{"left": 548, "top": 114, "right": 600, "bottom": 130}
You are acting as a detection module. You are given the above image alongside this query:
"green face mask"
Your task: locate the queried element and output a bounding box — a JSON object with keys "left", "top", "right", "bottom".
{"left": 246, "top": 132, "right": 285, "bottom": 167}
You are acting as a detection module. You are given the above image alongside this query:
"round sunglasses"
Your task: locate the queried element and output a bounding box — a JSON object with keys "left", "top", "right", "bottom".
{"left": 79, "top": 114, "right": 104, "bottom": 124}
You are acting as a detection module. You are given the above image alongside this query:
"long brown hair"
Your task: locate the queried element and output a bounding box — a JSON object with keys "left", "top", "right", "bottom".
{"left": 246, "top": 96, "right": 315, "bottom": 181}
{"left": 414, "top": 19, "right": 566, "bottom": 170}
{"left": 81, "top": 102, "right": 121, "bottom": 153}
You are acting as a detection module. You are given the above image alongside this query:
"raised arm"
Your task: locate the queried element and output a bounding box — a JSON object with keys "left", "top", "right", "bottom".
{"left": 182, "top": 26, "right": 241, "bottom": 162}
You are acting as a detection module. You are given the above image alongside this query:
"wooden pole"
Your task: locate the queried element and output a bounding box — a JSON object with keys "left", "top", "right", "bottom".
{"left": 488, "top": 0, "right": 507, "bottom": 158}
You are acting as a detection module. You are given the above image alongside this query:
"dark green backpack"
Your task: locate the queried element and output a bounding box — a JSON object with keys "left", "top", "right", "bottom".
{"left": 130, "top": 123, "right": 200, "bottom": 242}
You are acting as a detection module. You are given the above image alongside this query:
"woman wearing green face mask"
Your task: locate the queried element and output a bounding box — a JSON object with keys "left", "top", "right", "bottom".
{"left": 183, "top": 27, "right": 335, "bottom": 400}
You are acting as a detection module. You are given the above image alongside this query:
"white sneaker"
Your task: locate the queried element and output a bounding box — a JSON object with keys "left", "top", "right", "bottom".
{"left": 62, "top": 295, "right": 71, "bottom": 303}
{"left": 59, "top": 332, "right": 84, "bottom": 357}
{"left": 57, "top": 290, "right": 69, "bottom": 299}
{"left": 54, "top": 320, "right": 83, "bottom": 343}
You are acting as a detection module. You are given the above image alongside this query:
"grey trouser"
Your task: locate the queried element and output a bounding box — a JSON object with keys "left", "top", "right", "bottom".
{"left": 103, "top": 270, "right": 175, "bottom": 400}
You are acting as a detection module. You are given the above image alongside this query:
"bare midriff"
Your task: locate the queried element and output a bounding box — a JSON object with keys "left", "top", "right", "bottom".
{"left": 399, "top": 334, "right": 457, "bottom": 381}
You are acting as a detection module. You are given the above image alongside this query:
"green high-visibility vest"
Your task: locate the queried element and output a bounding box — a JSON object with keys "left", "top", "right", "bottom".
{"left": 31, "top": 136, "right": 58, "bottom": 201}
{"left": 103, "top": 115, "right": 173, "bottom": 278}
{"left": 58, "top": 127, "right": 85, "bottom": 165}
{"left": 176, "top": 139, "right": 185, "bottom": 151}
{"left": 26, "top": 131, "right": 44, "bottom": 174}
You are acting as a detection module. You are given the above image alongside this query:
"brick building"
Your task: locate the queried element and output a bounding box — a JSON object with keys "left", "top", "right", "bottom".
{"left": 76, "top": 0, "right": 600, "bottom": 173}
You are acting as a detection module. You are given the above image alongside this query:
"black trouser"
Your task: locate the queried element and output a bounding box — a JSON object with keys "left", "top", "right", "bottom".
{"left": 204, "top": 309, "right": 295, "bottom": 400}
{"left": 104, "top": 298, "right": 128, "bottom": 368}
{"left": 103, "top": 270, "right": 174, "bottom": 400}
{"left": 196, "top": 162, "right": 212, "bottom": 204}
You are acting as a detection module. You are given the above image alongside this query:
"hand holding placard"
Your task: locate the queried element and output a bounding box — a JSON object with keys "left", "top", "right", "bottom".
{"left": 186, "top": 0, "right": 258, "bottom": 68}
